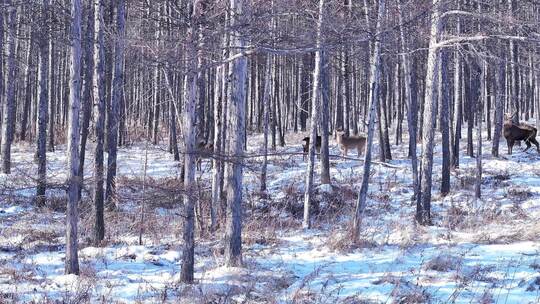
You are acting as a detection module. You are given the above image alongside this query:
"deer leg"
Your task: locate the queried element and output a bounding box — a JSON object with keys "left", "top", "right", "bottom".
{"left": 507, "top": 139, "right": 514, "bottom": 155}
{"left": 531, "top": 138, "right": 540, "bottom": 153}
{"left": 524, "top": 140, "right": 532, "bottom": 152}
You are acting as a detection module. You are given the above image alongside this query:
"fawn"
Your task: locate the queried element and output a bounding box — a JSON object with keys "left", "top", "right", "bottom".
{"left": 334, "top": 130, "right": 366, "bottom": 157}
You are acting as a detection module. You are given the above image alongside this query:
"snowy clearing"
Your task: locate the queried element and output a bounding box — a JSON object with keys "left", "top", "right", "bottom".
{"left": 1, "top": 132, "right": 540, "bottom": 303}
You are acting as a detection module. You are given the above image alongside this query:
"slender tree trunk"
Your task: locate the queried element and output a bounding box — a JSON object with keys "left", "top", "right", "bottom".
{"left": 211, "top": 35, "right": 228, "bottom": 229}
{"left": 36, "top": 0, "right": 50, "bottom": 206}
{"left": 466, "top": 64, "right": 474, "bottom": 157}
{"left": 398, "top": 1, "right": 419, "bottom": 203}
{"left": 48, "top": 39, "right": 56, "bottom": 152}
{"left": 452, "top": 54, "right": 462, "bottom": 168}
{"left": 78, "top": 0, "right": 95, "bottom": 200}
{"left": 440, "top": 50, "right": 450, "bottom": 196}
{"left": 492, "top": 55, "right": 505, "bottom": 157}
{"left": 105, "top": 0, "right": 126, "bottom": 208}
{"left": 417, "top": 0, "right": 442, "bottom": 225}
{"left": 180, "top": 0, "right": 203, "bottom": 283}
{"left": 224, "top": 0, "right": 247, "bottom": 266}
{"left": 261, "top": 55, "right": 271, "bottom": 192}
{"left": 476, "top": 61, "right": 485, "bottom": 199}
{"left": 352, "top": 0, "right": 384, "bottom": 242}
{"left": 381, "top": 67, "right": 392, "bottom": 161}
{"left": 319, "top": 53, "right": 330, "bottom": 185}
{"left": 93, "top": 0, "right": 106, "bottom": 244}
{"left": 65, "top": 0, "right": 83, "bottom": 275}
{"left": 303, "top": 0, "right": 325, "bottom": 230}
{"left": 1, "top": 5, "right": 18, "bottom": 174}
{"left": 509, "top": 0, "right": 519, "bottom": 123}
{"left": 21, "top": 35, "right": 34, "bottom": 142}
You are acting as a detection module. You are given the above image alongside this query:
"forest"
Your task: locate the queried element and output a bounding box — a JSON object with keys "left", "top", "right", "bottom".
{"left": 1, "top": 0, "right": 540, "bottom": 302}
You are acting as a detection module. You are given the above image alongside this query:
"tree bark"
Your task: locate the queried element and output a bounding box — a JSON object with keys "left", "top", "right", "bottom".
{"left": 224, "top": 0, "right": 247, "bottom": 267}
{"left": 78, "top": 0, "right": 95, "bottom": 200}
{"left": 1, "top": 4, "right": 18, "bottom": 174}
{"left": 319, "top": 52, "right": 331, "bottom": 185}
{"left": 417, "top": 0, "right": 442, "bottom": 226}
{"left": 492, "top": 55, "right": 505, "bottom": 157}
{"left": 303, "top": 0, "right": 325, "bottom": 230}
{"left": 180, "top": 0, "right": 204, "bottom": 283}
{"left": 352, "top": 0, "right": 384, "bottom": 242}
{"left": 93, "top": 0, "right": 107, "bottom": 244}
{"left": 398, "top": 1, "right": 419, "bottom": 203}
{"left": 440, "top": 50, "right": 450, "bottom": 196}
{"left": 36, "top": 0, "right": 50, "bottom": 206}
{"left": 476, "top": 61, "right": 485, "bottom": 199}
{"left": 261, "top": 55, "right": 271, "bottom": 192}
{"left": 105, "top": 0, "right": 126, "bottom": 208}
{"left": 65, "top": 0, "right": 83, "bottom": 275}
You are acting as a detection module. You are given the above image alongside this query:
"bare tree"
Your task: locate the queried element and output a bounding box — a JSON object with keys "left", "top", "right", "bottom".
{"left": 180, "top": 0, "right": 202, "bottom": 283}
{"left": 417, "top": 0, "right": 442, "bottom": 225}
{"left": 93, "top": 0, "right": 107, "bottom": 244}
{"left": 106, "top": 0, "right": 126, "bottom": 208}
{"left": 352, "top": 0, "right": 385, "bottom": 242}
{"left": 224, "top": 0, "right": 248, "bottom": 266}
{"left": 260, "top": 55, "right": 272, "bottom": 192}
{"left": 1, "top": 3, "right": 18, "bottom": 174}
{"left": 36, "top": 0, "right": 50, "bottom": 206}
{"left": 303, "top": 0, "right": 325, "bottom": 230}
{"left": 65, "top": 0, "right": 83, "bottom": 275}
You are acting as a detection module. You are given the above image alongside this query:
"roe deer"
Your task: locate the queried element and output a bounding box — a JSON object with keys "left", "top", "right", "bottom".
{"left": 503, "top": 114, "right": 540, "bottom": 155}
{"left": 302, "top": 136, "right": 321, "bottom": 160}
{"left": 334, "top": 130, "right": 366, "bottom": 157}
{"left": 196, "top": 140, "right": 214, "bottom": 170}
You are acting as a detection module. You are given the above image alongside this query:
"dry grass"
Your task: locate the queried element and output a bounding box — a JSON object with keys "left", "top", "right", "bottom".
{"left": 423, "top": 253, "right": 461, "bottom": 272}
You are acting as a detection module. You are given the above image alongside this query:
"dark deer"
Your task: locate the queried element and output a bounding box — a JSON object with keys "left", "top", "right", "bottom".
{"left": 196, "top": 140, "right": 214, "bottom": 170}
{"left": 503, "top": 113, "right": 540, "bottom": 155}
{"left": 302, "top": 136, "right": 321, "bottom": 160}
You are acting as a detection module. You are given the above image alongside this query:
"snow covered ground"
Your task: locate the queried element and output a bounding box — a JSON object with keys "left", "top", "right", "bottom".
{"left": 1, "top": 131, "right": 540, "bottom": 303}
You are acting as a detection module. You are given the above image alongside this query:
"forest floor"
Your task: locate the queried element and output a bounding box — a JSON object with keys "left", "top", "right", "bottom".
{"left": 1, "top": 130, "right": 540, "bottom": 303}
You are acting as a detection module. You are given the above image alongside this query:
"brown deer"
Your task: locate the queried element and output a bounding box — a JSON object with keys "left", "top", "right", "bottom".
{"left": 196, "top": 140, "right": 214, "bottom": 170}
{"left": 334, "top": 130, "right": 366, "bottom": 157}
{"left": 503, "top": 113, "right": 540, "bottom": 155}
{"left": 302, "top": 136, "right": 321, "bottom": 160}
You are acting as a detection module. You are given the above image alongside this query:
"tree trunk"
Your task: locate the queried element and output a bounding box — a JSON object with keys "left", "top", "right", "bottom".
{"left": 20, "top": 34, "right": 34, "bottom": 142}
{"left": 303, "top": 0, "right": 325, "bottom": 230}
{"left": 319, "top": 52, "right": 331, "bottom": 185}
{"left": 78, "top": 0, "right": 95, "bottom": 200}
{"left": 180, "top": 0, "right": 203, "bottom": 283}
{"left": 440, "top": 50, "right": 450, "bottom": 196}
{"left": 452, "top": 52, "right": 462, "bottom": 168}
{"left": 476, "top": 61, "right": 485, "bottom": 199}
{"left": 417, "top": 0, "right": 442, "bottom": 226}
{"left": 1, "top": 5, "right": 18, "bottom": 174}
{"left": 398, "top": 1, "right": 419, "bottom": 203}
{"left": 36, "top": 0, "right": 50, "bottom": 206}
{"left": 106, "top": 0, "right": 126, "bottom": 208}
{"left": 224, "top": 0, "right": 247, "bottom": 267}
{"left": 48, "top": 39, "right": 56, "bottom": 152}
{"left": 261, "top": 55, "right": 271, "bottom": 192}
{"left": 65, "top": 0, "right": 83, "bottom": 275}
{"left": 492, "top": 55, "right": 505, "bottom": 157}
{"left": 352, "top": 0, "right": 384, "bottom": 242}
{"left": 93, "top": 0, "right": 107, "bottom": 244}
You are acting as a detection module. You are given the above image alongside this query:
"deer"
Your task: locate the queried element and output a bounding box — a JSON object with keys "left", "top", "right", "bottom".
{"left": 195, "top": 139, "right": 214, "bottom": 170}
{"left": 301, "top": 135, "right": 321, "bottom": 160}
{"left": 334, "top": 129, "right": 366, "bottom": 157}
{"left": 503, "top": 113, "right": 540, "bottom": 155}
